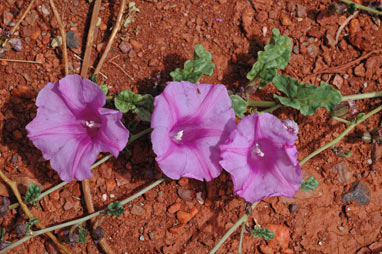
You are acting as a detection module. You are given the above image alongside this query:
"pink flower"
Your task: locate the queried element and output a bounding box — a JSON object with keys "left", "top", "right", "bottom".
{"left": 219, "top": 113, "right": 302, "bottom": 202}
{"left": 26, "top": 74, "right": 129, "bottom": 182}
{"left": 151, "top": 81, "right": 235, "bottom": 181}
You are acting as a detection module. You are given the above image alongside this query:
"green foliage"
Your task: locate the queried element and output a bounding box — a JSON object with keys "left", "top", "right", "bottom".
{"left": 114, "top": 90, "right": 154, "bottom": 122}
{"left": 246, "top": 28, "right": 291, "bottom": 88}
{"left": 0, "top": 228, "right": 5, "bottom": 242}
{"left": 352, "top": 113, "right": 366, "bottom": 123}
{"left": 90, "top": 74, "right": 108, "bottom": 95}
{"left": 99, "top": 83, "right": 108, "bottom": 96}
{"left": 24, "top": 183, "right": 41, "bottom": 204}
{"left": 230, "top": 95, "right": 247, "bottom": 118}
{"left": 273, "top": 75, "right": 342, "bottom": 116}
{"left": 170, "top": 44, "right": 215, "bottom": 83}
{"left": 106, "top": 201, "right": 124, "bottom": 217}
{"left": 77, "top": 227, "right": 88, "bottom": 244}
{"left": 250, "top": 226, "right": 275, "bottom": 241}
{"left": 25, "top": 217, "right": 39, "bottom": 233}
{"left": 300, "top": 176, "right": 319, "bottom": 191}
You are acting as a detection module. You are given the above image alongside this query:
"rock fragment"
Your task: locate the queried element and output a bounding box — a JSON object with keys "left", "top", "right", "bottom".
{"left": 66, "top": 30, "right": 79, "bottom": 49}
{"left": 341, "top": 181, "right": 370, "bottom": 205}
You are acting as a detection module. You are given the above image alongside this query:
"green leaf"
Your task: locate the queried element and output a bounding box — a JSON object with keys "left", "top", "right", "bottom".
{"left": 230, "top": 95, "right": 247, "bottom": 118}
{"left": 77, "top": 227, "right": 88, "bottom": 244}
{"left": 25, "top": 217, "right": 39, "bottom": 233}
{"left": 24, "top": 183, "right": 41, "bottom": 203}
{"left": 99, "top": 83, "right": 108, "bottom": 96}
{"left": 170, "top": 44, "right": 215, "bottom": 83}
{"left": 0, "top": 228, "right": 5, "bottom": 242}
{"left": 273, "top": 75, "right": 342, "bottom": 116}
{"left": 114, "top": 90, "right": 154, "bottom": 122}
{"left": 300, "top": 176, "right": 319, "bottom": 191}
{"left": 106, "top": 201, "right": 124, "bottom": 217}
{"left": 251, "top": 226, "right": 275, "bottom": 241}
{"left": 246, "top": 28, "right": 291, "bottom": 88}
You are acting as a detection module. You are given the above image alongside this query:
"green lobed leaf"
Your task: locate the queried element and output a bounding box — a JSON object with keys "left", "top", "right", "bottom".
{"left": 106, "top": 201, "right": 124, "bottom": 217}
{"left": 77, "top": 227, "right": 88, "bottom": 244}
{"left": 170, "top": 44, "right": 215, "bottom": 83}
{"left": 273, "top": 75, "right": 342, "bottom": 116}
{"left": 300, "top": 176, "right": 319, "bottom": 191}
{"left": 24, "top": 183, "right": 41, "bottom": 203}
{"left": 246, "top": 28, "right": 291, "bottom": 88}
{"left": 114, "top": 90, "right": 154, "bottom": 122}
{"left": 230, "top": 95, "right": 247, "bottom": 118}
{"left": 251, "top": 226, "right": 275, "bottom": 241}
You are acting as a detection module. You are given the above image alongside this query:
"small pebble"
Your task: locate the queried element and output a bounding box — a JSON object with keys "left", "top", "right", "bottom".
{"left": 177, "top": 188, "right": 193, "bottom": 201}
{"left": 102, "top": 193, "right": 107, "bottom": 201}
{"left": 139, "top": 235, "right": 144, "bottom": 241}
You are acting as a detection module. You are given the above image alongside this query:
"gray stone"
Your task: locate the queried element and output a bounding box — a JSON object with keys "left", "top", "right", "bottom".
{"left": 341, "top": 181, "right": 370, "bottom": 205}
{"left": 66, "top": 31, "right": 79, "bottom": 49}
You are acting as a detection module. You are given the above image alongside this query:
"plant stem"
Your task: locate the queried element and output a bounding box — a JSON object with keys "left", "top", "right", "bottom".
{"left": 341, "top": 91, "right": 382, "bottom": 101}
{"left": 238, "top": 222, "right": 246, "bottom": 254}
{"left": 261, "top": 104, "right": 281, "bottom": 113}
{"left": 300, "top": 104, "right": 382, "bottom": 166}
{"left": 247, "top": 100, "right": 276, "bottom": 107}
{"left": 0, "top": 178, "right": 165, "bottom": 253}
{"left": 0, "top": 170, "right": 71, "bottom": 254}
{"left": 339, "top": 0, "right": 382, "bottom": 15}
{"left": 8, "top": 155, "right": 113, "bottom": 210}
{"left": 129, "top": 128, "right": 153, "bottom": 144}
{"left": 332, "top": 116, "right": 351, "bottom": 125}
{"left": 246, "top": 91, "right": 382, "bottom": 110}
{"left": 209, "top": 202, "right": 259, "bottom": 254}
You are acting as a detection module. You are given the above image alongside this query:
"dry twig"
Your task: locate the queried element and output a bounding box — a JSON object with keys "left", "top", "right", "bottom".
{"left": 308, "top": 49, "right": 382, "bottom": 78}
{"left": 335, "top": 10, "right": 359, "bottom": 46}
{"left": 0, "top": 170, "right": 71, "bottom": 254}
{"left": 80, "top": 0, "right": 102, "bottom": 78}
{"left": 0, "top": 58, "right": 42, "bottom": 64}
{"left": 94, "top": 0, "right": 128, "bottom": 75}
{"left": 49, "top": 0, "right": 69, "bottom": 76}
{"left": 109, "top": 60, "right": 134, "bottom": 80}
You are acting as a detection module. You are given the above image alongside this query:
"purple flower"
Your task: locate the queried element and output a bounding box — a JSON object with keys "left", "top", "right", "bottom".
{"left": 219, "top": 113, "right": 302, "bottom": 203}
{"left": 151, "top": 81, "right": 235, "bottom": 181}
{"left": 26, "top": 74, "right": 129, "bottom": 182}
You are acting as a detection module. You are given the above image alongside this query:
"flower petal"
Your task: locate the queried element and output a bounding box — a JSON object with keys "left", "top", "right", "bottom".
{"left": 151, "top": 81, "right": 235, "bottom": 181}
{"left": 220, "top": 113, "right": 302, "bottom": 202}
{"left": 57, "top": 74, "right": 106, "bottom": 114}
{"left": 97, "top": 108, "right": 130, "bottom": 157}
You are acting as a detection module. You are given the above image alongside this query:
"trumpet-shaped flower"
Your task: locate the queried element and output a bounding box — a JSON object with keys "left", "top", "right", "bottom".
{"left": 26, "top": 74, "right": 129, "bottom": 182}
{"left": 219, "top": 113, "right": 302, "bottom": 203}
{"left": 151, "top": 81, "right": 235, "bottom": 181}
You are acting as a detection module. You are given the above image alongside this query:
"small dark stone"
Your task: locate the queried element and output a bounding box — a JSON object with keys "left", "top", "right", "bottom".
{"left": 0, "top": 197, "right": 10, "bottom": 218}
{"left": 288, "top": 204, "right": 298, "bottom": 212}
{"left": 91, "top": 226, "right": 105, "bottom": 241}
{"left": 341, "top": 181, "right": 370, "bottom": 205}
{"left": 14, "top": 223, "right": 27, "bottom": 237}
{"left": 66, "top": 31, "right": 79, "bottom": 49}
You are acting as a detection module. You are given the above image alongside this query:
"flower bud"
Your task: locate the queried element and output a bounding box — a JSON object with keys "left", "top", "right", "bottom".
{"left": 362, "top": 131, "right": 372, "bottom": 144}
{"left": 331, "top": 104, "right": 349, "bottom": 117}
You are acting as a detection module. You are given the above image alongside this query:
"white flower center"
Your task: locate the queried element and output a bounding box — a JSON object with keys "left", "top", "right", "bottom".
{"left": 254, "top": 142, "right": 264, "bottom": 157}
{"left": 85, "top": 120, "right": 101, "bottom": 128}
{"left": 173, "top": 130, "right": 184, "bottom": 141}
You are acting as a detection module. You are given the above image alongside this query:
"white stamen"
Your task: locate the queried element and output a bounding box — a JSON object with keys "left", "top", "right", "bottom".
{"left": 85, "top": 120, "right": 95, "bottom": 128}
{"left": 254, "top": 143, "right": 264, "bottom": 157}
{"left": 173, "top": 130, "right": 184, "bottom": 141}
